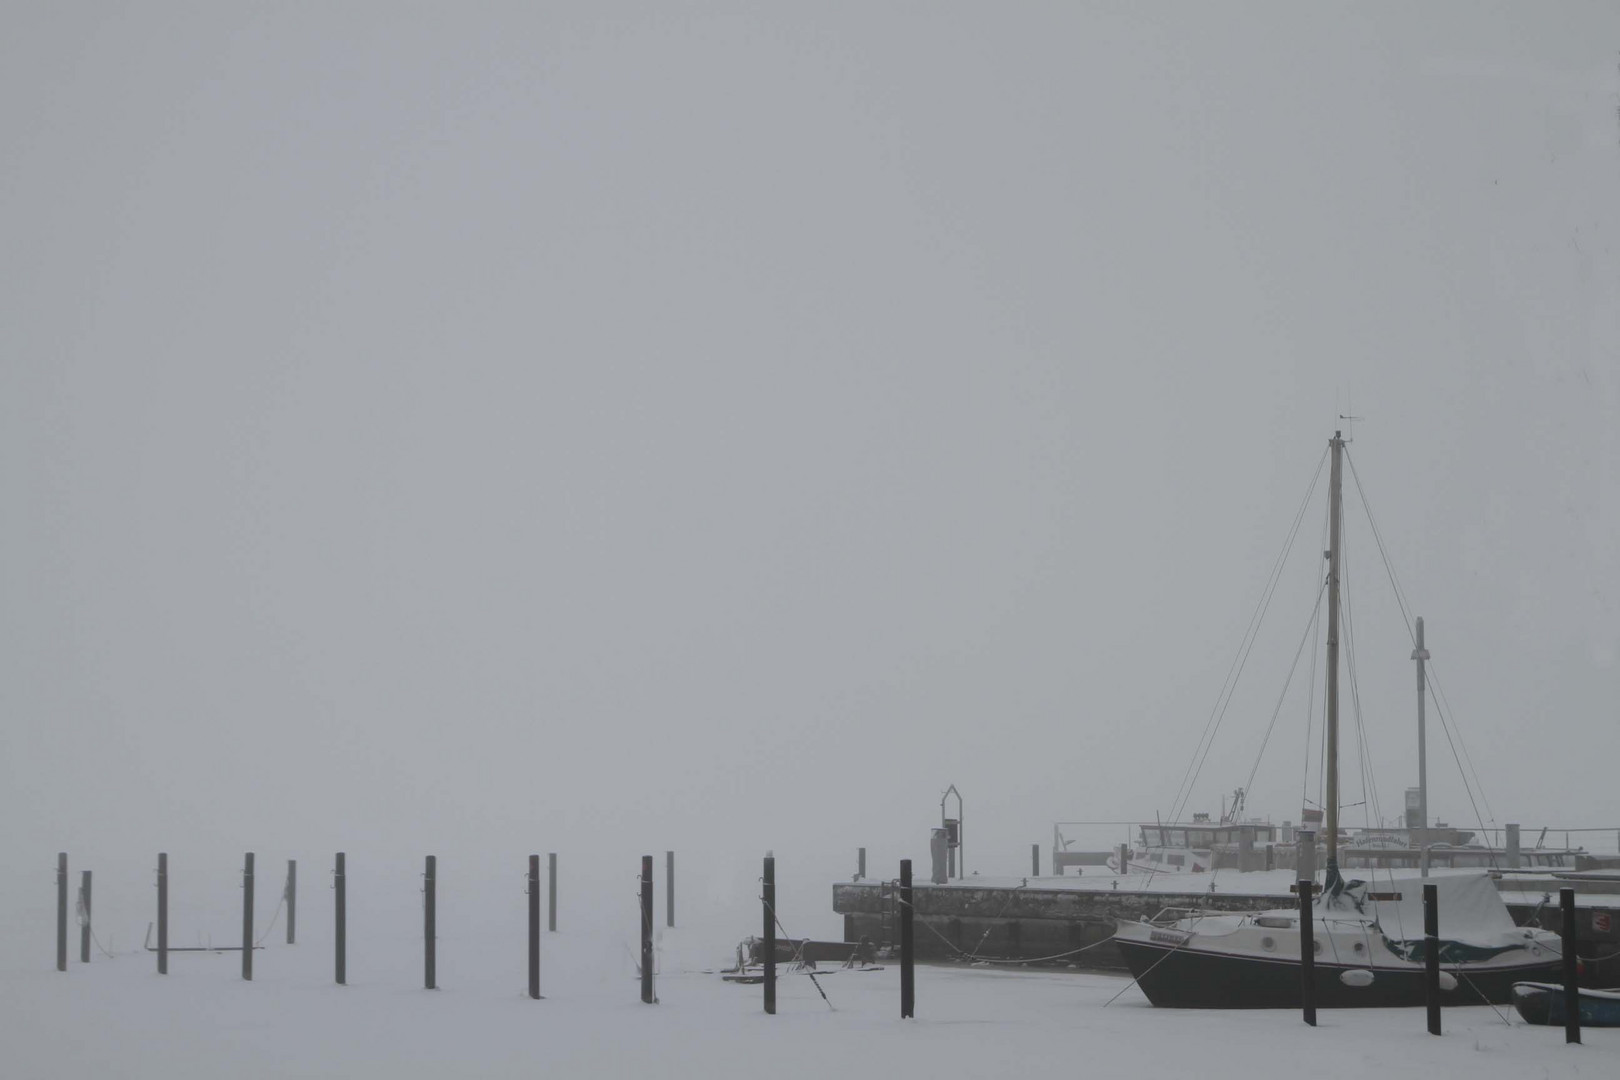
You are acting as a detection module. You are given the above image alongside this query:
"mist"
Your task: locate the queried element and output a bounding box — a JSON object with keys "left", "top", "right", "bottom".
{"left": 3, "top": 1, "right": 1617, "bottom": 975}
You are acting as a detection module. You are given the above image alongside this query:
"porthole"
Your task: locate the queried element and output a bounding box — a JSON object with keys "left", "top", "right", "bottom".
{"left": 1313, "top": 940, "right": 1323, "bottom": 955}
{"left": 1261, "top": 936, "right": 1276, "bottom": 952}
{"left": 1353, "top": 942, "right": 1365, "bottom": 954}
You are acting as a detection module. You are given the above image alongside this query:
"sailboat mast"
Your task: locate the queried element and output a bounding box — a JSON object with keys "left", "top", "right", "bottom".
{"left": 1324, "top": 430, "right": 1344, "bottom": 869}
{"left": 1413, "top": 616, "right": 1431, "bottom": 876}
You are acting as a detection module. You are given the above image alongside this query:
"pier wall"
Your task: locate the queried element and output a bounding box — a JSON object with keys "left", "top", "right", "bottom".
{"left": 833, "top": 878, "right": 1620, "bottom": 981}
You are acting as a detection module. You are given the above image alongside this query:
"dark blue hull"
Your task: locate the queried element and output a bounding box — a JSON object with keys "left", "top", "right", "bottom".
{"left": 1511, "top": 982, "right": 1620, "bottom": 1027}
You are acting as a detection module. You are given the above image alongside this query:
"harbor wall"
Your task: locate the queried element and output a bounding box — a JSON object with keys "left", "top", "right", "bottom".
{"left": 833, "top": 877, "right": 1620, "bottom": 982}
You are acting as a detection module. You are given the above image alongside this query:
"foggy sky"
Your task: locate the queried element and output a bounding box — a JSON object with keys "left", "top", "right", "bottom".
{"left": 3, "top": 3, "right": 1617, "bottom": 942}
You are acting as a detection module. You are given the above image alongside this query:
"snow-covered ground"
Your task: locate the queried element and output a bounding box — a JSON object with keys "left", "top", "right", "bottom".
{"left": 3, "top": 872, "right": 1614, "bottom": 1080}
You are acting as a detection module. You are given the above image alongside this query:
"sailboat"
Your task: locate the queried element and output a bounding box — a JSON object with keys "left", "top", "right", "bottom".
{"left": 1110, "top": 431, "right": 1565, "bottom": 1008}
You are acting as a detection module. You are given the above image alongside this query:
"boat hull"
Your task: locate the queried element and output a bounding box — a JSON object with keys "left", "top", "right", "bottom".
{"left": 1114, "top": 934, "right": 1564, "bottom": 1009}
{"left": 1511, "top": 982, "right": 1620, "bottom": 1027}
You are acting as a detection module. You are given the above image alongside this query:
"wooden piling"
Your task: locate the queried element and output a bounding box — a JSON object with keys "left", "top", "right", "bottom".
{"left": 900, "top": 859, "right": 914, "bottom": 1018}
{"left": 548, "top": 853, "right": 557, "bottom": 932}
{"left": 1561, "top": 887, "right": 1580, "bottom": 1044}
{"left": 334, "top": 852, "right": 346, "bottom": 985}
{"left": 242, "top": 852, "right": 254, "bottom": 981}
{"left": 1424, "top": 882, "right": 1440, "bottom": 1035}
{"left": 157, "top": 853, "right": 168, "bottom": 975}
{"left": 56, "top": 853, "right": 67, "bottom": 972}
{"left": 1031, "top": 844, "right": 1039, "bottom": 876}
{"left": 1298, "top": 879, "right": 1315, "bottom": 1026}
{"left": 80, "top": 870, "right": 92, "bottom": 964}
{"left": 424, "top": 855, "right": 437, "bottom": 990}
{"left": 286, "top": 860, "right": 296, "bottom": 945}
{"left": 528, "top": 855, "right": 541, "bottom": 999}
{"left": 666, "top": 850, "right": 675, "bottom": 928}
{"left": 640, "top": 855, "right": 655, "bottom": 1004}
{"left": 763, "top": 855, "right": 776, "bottom": 1015}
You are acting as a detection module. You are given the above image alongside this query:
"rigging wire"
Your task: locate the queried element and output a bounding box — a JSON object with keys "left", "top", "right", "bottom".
{"left": 1344, "top": 448, "right": 1500, "bottom": 849}
{"left": 1157, "top": 446, "right": 1330, "bottom": 846}
{"left": 1339, "top": 525, "right": 1386, "bottom": 835}
{"left": 1301, "top": 498, "right": 1330, "bottom": 825}
{"left": 1242, "top": 577, "right": 1328, "bottom": 805}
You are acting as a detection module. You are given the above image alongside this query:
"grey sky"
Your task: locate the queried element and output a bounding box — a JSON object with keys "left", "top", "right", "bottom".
{"left": 3, "top": 3, "right": 1617, "bottom": 940}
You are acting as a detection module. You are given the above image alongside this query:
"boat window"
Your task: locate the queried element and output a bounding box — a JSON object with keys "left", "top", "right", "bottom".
{"left": 1190, "top": 831, "right": 1213, "bottom": 847}
{"left": 1167, "top": 854, "right": 1185, "bottom": 867}
{"left": 1168, "top": 830, "right": 1187, "bottom": 847}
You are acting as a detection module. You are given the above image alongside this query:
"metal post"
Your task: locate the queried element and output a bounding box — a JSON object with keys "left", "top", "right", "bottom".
{"left": 528, "top": 855, "right": 541, "bottom": 1000}
{"left": 286, "top": 860, "right": 296, "bottom": 945}
{"left": 1031, "top": 844, "right": 1040, "bottom": 876}
{"left": 157, "top": 853, "right": 168, "bottom": 975}
{"left": 900, "top": 859, "right": 915, "bottom": 1018}
{"left": 857, "top": 847, "right": 866, "bottom": 881}
{"left": 762, "top": 855, "right": 776, "bottom": 1015}
{"left": 1561, "top": 888, "right": 1580, "bottom": 1044}
{"left": 334, "top": 852, "right": 346, "bottom": 985}
{"left": 1506, "top": 823, "right": 1521, "bottom": 870}
{"left": 1424, "top": 882, "right": 1441, "bottom": 1034}
{"left": 548, "top": 853, "right": 557, "bottom": 932}
{"left": 640, "top": 855, "right": 655, "bottom": 1004}
{"left": 1298, "top": 879, "right": 1315, "bottom": 1026}
{"left": 1120, "top": 843, "right": 1131, "bottom": 875}
{"left": 80, "top": 870, "right": 92, "bottom": 963}
{"left": 242, "top": 852, "right": 254, "bottom": 981}
{"left": 424, "top": 855, "right": 436, "bottom": 990}
{"left": 1413, "top": 617, "right": 1431, "bottom": 876}
{"left": 666, "top": 850, "right": 674, "bottom": 928}
{"left": 56, "top": 853, "right": 67, "bottom": 972}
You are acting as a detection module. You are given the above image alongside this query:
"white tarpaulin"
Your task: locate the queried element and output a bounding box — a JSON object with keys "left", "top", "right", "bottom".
{"left": 1352, "top": 872, "right": 1521, "bottom": 947}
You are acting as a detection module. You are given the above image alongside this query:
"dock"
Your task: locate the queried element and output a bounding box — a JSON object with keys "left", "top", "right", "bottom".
{"left": 832, "top": 868, "right": 1620, "bottom": 984}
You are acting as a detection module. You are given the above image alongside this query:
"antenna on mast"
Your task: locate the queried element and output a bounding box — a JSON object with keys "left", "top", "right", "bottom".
{"left": 1338, "top": 413, "right": 1363, "bottom": 444}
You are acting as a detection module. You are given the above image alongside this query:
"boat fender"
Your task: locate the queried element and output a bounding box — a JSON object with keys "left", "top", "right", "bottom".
{"left": 1438, "top": 972, "right": 1458, "bottom": 991}
{"left": 1339, "top": 969, "right": 1375, "bottom": 988}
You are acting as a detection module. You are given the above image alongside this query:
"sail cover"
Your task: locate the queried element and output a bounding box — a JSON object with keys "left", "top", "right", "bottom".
{"left": 1347, "top": 872, "right": 1529, "bottom": 959}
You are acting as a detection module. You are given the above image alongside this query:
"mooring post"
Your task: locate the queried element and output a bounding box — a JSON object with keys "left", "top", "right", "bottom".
{"left": 334, "top": 852, "right": 346, "bottom": 985}
{"left": 242, "top": 852, "right": 255, "bottom": 981}
{"left": 286, "top": 860, "right": 296, "bottom": 945}
{"left": 157, "top": 852, "right": 169, "bottom": 975}
{"left": 857, "top": 847, "right": 866, "bottom": 881}
{"left": 548, "top": 853, "right": 557, "bottom": 932}
{"left": 1298, "top": 878, "right": 1315, "bottom": 1026}
{"left": 80, "top": 870, "right": 92, "bottom": 963}
{"left": 1120, "top": 843, "right": 1131, "bottom": 875}
{"left": 666, "top": 850, "right": 675, "bottom": 928}
{"left": 1561, "top": 887, "right": 1580, "bottom": 1044}
{"left": 1031, "top": 843, "right": 1039, "bottom": 877}
{"left": 762, "top": 855, "right": 776, "bottom": 1015}
{"left": 900, "top": 859, "right": 915, "bottom": 1018}
{"left": 528, "top": 854, "right": 541, "bottom": 999}
{"left": 640, "top": 855, "right": 655, "bottom": 1004}
{"left": 56, "top": 853, "right": 67, "bottom": 972}
{"left": 1423, "top": 882, "right": 1441, "bottom": 1035}
{"left": 424, "top": 855, "right": 437, "bottom": 990}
